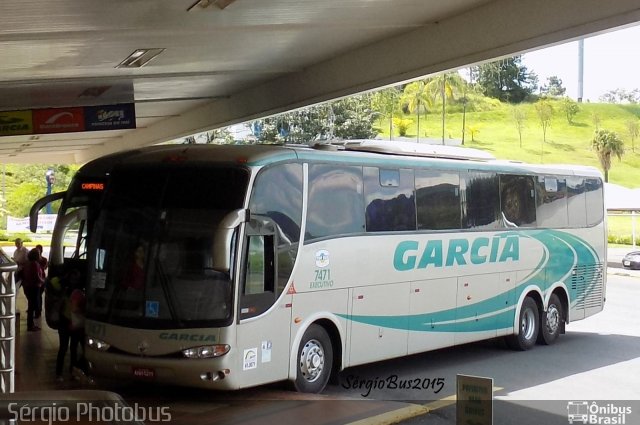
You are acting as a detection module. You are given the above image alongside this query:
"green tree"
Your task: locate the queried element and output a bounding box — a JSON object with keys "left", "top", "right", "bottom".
{"left": 540, "top": 76, "right": 566, "bottom": 97}
{"left": 591, "top": 112, "right": 602, "bottom": 131}
{"left": 332, "top": 95, "right": 377, "bottom": 140}
{"left": 184, "top": 128, "right": 234, "bottom": 144}
{"left": 3, "top": 164, "right": 78, "bottom": 219}
{"left": 253, "top": 94, "right": 376, "bottom": 143}
{"left": 625, "top": 119, "right": 639, "bottom": 153}
{"left": 561, "top": 97, "right": 580, "bottom": 124}
{"left": 534, "top": 100, "right": 554, "bottom": 162}
{"left": 591, "top": 129, "right": 625, "bottom": 182}
{"left": 255, "top": 106, "right": 330, "bottom": 143}
{"left": 402, "top": 80, "right": 432, "bottom": 142}
{"left": 473, "top": 56, "right": 538, "bottom": 103}
{"left": 6, "top": 182, "right": 43, "bottom": 218}
{"left": 372, "top": 87, "right": 402, "bottom": 140}
{"left": 511, "top": 105, "right": 526, "bottom": 148}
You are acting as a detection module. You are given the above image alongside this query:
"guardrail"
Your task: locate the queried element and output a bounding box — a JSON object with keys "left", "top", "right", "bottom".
{"left": 0, "top": 249, "right": 17, "bottom": 394}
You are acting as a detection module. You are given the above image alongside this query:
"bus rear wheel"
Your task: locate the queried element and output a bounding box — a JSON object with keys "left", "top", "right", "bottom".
{"left": 506, "top": 297, "right": 539, "bottom": 351}
{"left": 537, "top": 293, "right": 563, "bottom": 345}
{"left": 293, "top": 324, "right": 333, "bottom": 393}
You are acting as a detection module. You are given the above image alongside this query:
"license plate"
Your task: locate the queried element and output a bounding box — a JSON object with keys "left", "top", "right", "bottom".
{"left": 132, "top": 367, "right": 155, "bottom": 379}
{"left": 623, "top": 261, "right": 630, "bottom": 266}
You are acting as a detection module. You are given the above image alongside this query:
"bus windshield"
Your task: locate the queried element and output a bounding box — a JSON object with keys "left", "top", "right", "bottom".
{"left": 86, "top": 165, "right": 249, "bottom": 329}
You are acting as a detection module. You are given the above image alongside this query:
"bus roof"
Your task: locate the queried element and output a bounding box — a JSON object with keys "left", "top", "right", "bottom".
{"left": 78, "top": 141, "right": 603, "bottom": 179}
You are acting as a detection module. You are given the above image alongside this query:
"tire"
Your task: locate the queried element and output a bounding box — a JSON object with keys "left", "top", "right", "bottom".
{"left": 537, "top": 293, "right": 563, "bottom": 345}
{"left": 506, "top": 297, "right": 539, "bottom": 351}
{"left": 293, "top": 324, "right": 333, "bottom": 393}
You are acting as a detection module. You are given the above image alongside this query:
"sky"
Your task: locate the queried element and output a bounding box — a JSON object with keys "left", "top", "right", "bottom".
{"left": 521, "top": 24, "right": 640, "bottom": 102}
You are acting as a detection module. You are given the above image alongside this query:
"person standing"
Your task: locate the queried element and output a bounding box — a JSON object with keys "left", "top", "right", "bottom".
{"left": 22, "top": 248, "right": 45, "bottom": 331}
{"left": 35, "top": 244, "right": 48, "bottom": 275}
{"left": 35, "top": 244, "right": 48, "bottom": 319}
{"left": 12, "top": 238, "right": 29, "bottom": 313}
{"left": 55, "top": 269, "right": 88, "bottom": 382}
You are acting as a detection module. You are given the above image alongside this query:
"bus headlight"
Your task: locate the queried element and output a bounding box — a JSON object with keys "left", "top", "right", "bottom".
{"left": 87, "top": 337, "right": 111, "bottom": 352}
{"left": 182, "top": 345, "right": 230, "bottom": 359}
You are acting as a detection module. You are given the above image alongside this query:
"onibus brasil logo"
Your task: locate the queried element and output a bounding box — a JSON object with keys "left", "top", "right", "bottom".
{"left": 567, "top": 401, "right": 632, "bottom": 424}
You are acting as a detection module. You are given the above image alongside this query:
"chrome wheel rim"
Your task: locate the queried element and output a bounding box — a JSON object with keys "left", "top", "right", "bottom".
{"left": 299, "top": 339, "right": 325, "bottom": 383}
{"left": 521, "top": 307, "right": 536, "bottom": 340}
{"left": 545, "top": 305, "right": 560, "bottom": 335}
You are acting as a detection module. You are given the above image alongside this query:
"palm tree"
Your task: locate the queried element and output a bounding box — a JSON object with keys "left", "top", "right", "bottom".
{"left": 426, "top": 73, "right": 464, "bottom": 144}
{"left": 591, "top": 129, "right": 625, "bottom": 182}
{"left": 402, "top": 81, "right": 432, "bottom": 142}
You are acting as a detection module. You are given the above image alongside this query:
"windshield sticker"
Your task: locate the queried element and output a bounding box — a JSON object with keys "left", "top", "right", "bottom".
{"left": 261, "top": 340, "right": 272, "bottom": 363}
{"left": 145, "top": 301, "right": 160, "bottom": 318}
{"left": 243, "top": 348, "right": 258, "bottom": 370}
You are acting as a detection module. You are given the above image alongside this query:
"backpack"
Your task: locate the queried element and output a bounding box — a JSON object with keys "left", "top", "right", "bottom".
{"left": 44, "top": 277, "right": 66, "bottom": 330}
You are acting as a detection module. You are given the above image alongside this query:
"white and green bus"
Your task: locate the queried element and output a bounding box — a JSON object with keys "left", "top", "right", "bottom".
{"left": 35, "top": 141, "right": 606, "bottom": 393}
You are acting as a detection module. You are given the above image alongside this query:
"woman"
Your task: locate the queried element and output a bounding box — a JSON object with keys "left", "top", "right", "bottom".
{"left": 22, "top": 248, "right": 45, "bottom": 331}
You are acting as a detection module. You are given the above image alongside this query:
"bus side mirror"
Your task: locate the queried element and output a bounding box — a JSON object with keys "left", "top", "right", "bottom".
{"left": 212, "top": 209, "right": 248, "bottom": 273}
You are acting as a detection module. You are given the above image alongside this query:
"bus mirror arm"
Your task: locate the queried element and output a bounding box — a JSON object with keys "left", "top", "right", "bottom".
{"left": 29, "top": 191, "right": 66, "bottom": 233}
{"left": 212, "top": 208, "right": 249, "bottom": 273}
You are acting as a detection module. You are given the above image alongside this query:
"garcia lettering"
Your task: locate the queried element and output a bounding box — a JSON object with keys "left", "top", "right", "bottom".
{"left": 394, "top": 236, "right": 519, "bottom": 271}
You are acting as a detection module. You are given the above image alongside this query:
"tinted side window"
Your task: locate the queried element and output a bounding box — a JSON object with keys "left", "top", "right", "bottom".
{"left": 500, "top": 175, "right": 536, "bottom": 227}
{"left": 567, "top": 177, "right": 587, "bottom": 227}
{"left": 364, "top": 167, "right": 416, "bottom": 232}
{"left": 585, "top": 178, "right": 604, "bottom": 226}
{"left": 416, "top": 170, "right": 461, "bottom": 230}
{"left": 249, "top": 163, "right": 303, "bottom": 293}
{"left": 306, "top": 165, "right": 365, "bottom": 241}
{"left": 536, "top": 176, "right": 568, "bottom": 228}
{"left": 462, "top": 172, "right": 500, "bottom": 229}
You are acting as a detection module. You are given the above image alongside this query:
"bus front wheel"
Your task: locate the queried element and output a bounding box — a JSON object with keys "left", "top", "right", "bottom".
{"left": 537, "top": 293, "right": 563, "bottom": 345}
{"left": 293, "top": 324, "right": 333, "bottom": 393}
{"left": 506, "top": 297, "right": 539, "bottom": 351}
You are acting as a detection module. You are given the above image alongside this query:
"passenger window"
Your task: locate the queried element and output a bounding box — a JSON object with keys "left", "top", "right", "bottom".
{"left": 567, "top": 177, "right": 587, "bottom": 227}
{"left": 585, "top": 178, "right": 604, "bottom": 226}
{"left": 306, "top": 164, "right": 365, "bottom": 241}
{"left": 536, "top": 176, "right": 568, "bottom": 228}
{"left": 462, "top": 171, "right": 501, "bottom": 229}
{"left": 416, "top": 170, "right": 461, "bottom": 230}
{"left": 364, "top": 167, "right": 416, "bottom": 232}
{"left": 500, "top": 175, "right": 536, "bottom": 227}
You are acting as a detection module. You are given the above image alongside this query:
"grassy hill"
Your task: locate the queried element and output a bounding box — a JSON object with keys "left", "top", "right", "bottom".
{"left": 378, "top": 100, "right": 640, "bottom": 188}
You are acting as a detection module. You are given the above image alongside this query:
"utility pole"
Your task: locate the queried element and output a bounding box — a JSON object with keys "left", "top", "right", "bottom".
{"left": 45, "top": 169, "right": 55, "bottom": 214}
{"left": 577, "top": 39, "right": 584, "bottom": 102}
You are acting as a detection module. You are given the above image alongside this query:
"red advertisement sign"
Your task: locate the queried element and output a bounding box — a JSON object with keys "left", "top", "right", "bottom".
{"left": 33, "top": 107, "right": 85, "bottom": 134}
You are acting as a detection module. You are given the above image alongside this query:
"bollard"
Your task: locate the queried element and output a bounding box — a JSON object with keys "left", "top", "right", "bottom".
{"left": 0, "top": 249, "right": 17, "bottom": 394}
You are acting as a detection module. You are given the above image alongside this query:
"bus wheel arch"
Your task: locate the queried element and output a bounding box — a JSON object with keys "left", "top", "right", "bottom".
{"left": 506, "top": 290, "right": 543, "bottom": 351}
{"left": 292, "top": 323, "right": 333, "bottom": 393}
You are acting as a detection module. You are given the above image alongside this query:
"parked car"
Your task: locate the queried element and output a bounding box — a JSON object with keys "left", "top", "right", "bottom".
{"left": 622, "top": 251, "right": 640, "bottom": 270}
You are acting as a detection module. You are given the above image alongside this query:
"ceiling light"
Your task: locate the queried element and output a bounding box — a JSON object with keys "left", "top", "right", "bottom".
{"left": 116, "top": 48, "right": 165, "bottom": 69}
{"left": 187, "top": 0, "right": 237, "bottom": 11}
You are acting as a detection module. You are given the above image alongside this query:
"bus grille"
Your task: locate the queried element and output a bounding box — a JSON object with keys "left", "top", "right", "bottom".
{"left": 571, "top": 263, "right": 604, "bottom": 309}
